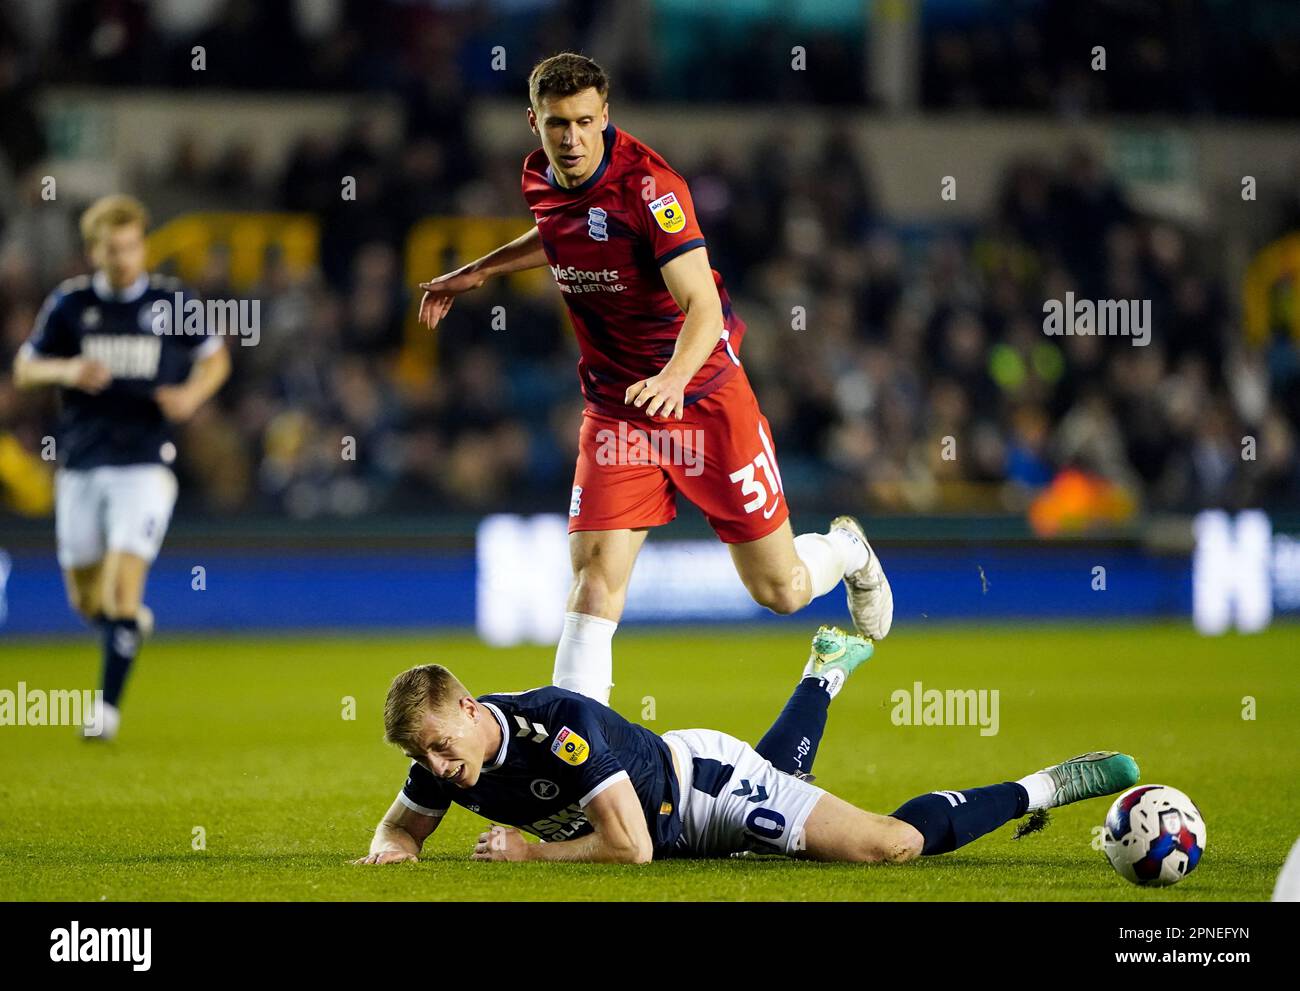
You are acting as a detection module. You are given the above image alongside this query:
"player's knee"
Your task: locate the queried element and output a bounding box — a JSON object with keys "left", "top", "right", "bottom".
{"left": 852, "top": 821, "right": 923, "bottom": 864}
{"left": 885, "top": 821, "right": 925, "bottom": 864}
{"left": 570, "top": 564, "right": 621, "bottom": 616}
{"left": 102, "top": 579, "right": 140, "bottom": 620}
{"left": 66, "top": 586, "right": 98, "bottom": 621}
{"left": 750, "top": 581, "right": 803, "bottom": 616}
{"left": 102, "top": 589, "right": 125, "bottom": 619}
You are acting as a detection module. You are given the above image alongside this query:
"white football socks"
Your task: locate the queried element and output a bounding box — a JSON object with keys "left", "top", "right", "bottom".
{"left": 820, "top": 669, "right": 847, "bottom": 699}
{"left": 552, "top": 611, "right": 617, "bottom": 706}
{"left": 1017, "top": 771, "right": 1056, "bottom": 811}
{"left": 794, "top": 528, "right": 869, "bottom": 599}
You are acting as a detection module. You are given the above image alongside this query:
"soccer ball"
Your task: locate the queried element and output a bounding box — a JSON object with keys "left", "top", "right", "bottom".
{"left": 1102, "top": 784, "right": 1206, "bottom": 886}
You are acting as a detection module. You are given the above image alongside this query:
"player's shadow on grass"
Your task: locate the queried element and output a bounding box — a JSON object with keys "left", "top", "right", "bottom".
{"left": 381, "top": 852, "right": 623, "bottom": 869}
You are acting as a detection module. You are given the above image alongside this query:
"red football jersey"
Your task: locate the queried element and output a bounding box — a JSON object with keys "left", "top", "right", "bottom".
{"left": 521, "top": 123, "right": 747, "bottom": 418}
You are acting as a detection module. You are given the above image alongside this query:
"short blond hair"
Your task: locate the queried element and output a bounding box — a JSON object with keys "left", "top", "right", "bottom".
{"left": 80, "top": 194, "right": 149, "bottom": 247}
{"left": 383, "top": 664, "right": 469, "bottom": 751}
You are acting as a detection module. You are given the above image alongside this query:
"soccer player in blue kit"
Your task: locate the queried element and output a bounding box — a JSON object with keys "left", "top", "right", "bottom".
{"left": 358, "top": 627, "right": 1140, "bottom": 865}
{"left": 12, "top": 194, "right": 230, "bottom": 740}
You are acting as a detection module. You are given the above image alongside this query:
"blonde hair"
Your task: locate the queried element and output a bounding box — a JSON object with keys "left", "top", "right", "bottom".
{"left": 80, "top": 194, "right": 149, "bottom": 247}
{"left": 383, "top": 664, "right": 469, "bottom": 751}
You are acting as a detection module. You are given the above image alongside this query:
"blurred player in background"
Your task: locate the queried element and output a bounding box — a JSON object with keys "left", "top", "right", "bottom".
{"left": 419, "top": 53, "right": 892, "bottom": 705}
{"left": 12, "top": 195, "right": 230, "bottom": 739}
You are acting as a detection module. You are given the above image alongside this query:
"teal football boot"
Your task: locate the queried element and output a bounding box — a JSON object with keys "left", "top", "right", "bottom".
{"left": 1040, "top": 751, "right": 1141, "bottom": 806}
{"left": 802, "top": 625, "right": 874, "bottom": 696}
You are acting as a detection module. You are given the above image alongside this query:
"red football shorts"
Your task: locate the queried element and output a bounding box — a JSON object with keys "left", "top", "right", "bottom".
{"left": 568, "top": 368, "right": 790, "bottom": 544}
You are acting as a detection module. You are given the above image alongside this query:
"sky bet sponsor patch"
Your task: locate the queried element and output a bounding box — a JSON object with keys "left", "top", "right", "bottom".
{"left": 648, "top": 192, "right": 686, "bottom": 233}
{"left": 551, "top": 726, "right": 590, "bottom": 766}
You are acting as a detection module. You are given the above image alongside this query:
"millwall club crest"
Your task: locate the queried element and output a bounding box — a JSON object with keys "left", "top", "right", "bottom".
{"left": 587, "top": 207, "right": 608, "bottom": 241}
{"left": 530, "top": 779, "right": 560, "bottom": 800}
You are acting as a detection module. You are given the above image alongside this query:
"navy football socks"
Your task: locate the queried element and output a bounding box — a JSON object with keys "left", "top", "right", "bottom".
{"left": 101, "top": 617, "right": 141, "bottom": 708}
{"left": 891, "top": 783, "right": 1030, "bottom": 855}
{"left": 754, "top": 678, "right": 831, "bottom": 776}
{"left": 753, "top": 670, "right": 1033, "bottom": 855}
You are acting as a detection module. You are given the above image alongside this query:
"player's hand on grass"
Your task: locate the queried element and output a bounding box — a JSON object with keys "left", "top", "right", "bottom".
{"left": 418, "top": 266, "right": 488, "bottom": 330}
{"left": 472, "top": 824, "right": 530, "bottom": 862}
{"left": 352, "top": 850, "right": 418, "bottom": 865}
{"left": 154, "top": 384, "right": 202, "bottom": 422}
{"left": 63, "top": 357, "right": 112, "bottom": 393}
{"left": 625, "top": 372, "right": 687, "bottom": 420}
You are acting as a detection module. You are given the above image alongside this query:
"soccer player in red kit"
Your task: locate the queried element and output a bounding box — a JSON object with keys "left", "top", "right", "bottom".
{"left": 418, "top": 54, "right": 893, "bottom": 704}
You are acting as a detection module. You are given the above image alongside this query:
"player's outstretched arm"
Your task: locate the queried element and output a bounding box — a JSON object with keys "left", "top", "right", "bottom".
{"left": 12, "top": 346, "right": 111, "bottom": 393}
{"left": 472, "top": 777, "right": 653, "bottom": 865}
{"left": 417, "top": 226, "right": 548, "bottom": 331}
{"left": 353, "top": 796, "right": 443, "bottom": 865}
{"left": 155, "top": 344, "right": 231, "bottom": 422}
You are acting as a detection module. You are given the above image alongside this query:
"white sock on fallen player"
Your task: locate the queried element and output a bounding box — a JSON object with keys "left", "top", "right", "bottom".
{"left": 820, "top": 668, "right": 847, "bottom": 699}
{"left": 552, "top": 611, "right": 617, "bottom": 706}
{"left": 794, "top": 529, "right": 869, "bottom": 599}
{"left": 1016, "top": 771, "right": 1056, "bottom": 811}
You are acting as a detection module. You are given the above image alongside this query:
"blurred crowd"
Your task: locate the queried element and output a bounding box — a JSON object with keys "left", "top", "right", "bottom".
{"left": 675, "top": 139, "right": 1299, "bottom": 520}
{"left": 1, "top": 0, "right": 1299, "bottom": 524}
{"left": 3, "top": 0, "right": 1300, "bottom": 115}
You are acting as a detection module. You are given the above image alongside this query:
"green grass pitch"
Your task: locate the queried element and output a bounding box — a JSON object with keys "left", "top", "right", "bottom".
{"left": 1, "top": 622, "right": 1296, "bottom": 901}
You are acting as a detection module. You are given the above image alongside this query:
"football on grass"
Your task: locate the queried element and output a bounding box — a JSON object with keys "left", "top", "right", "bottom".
{"left": 1103, "top": 784, "right": 1207, "bottom": 886}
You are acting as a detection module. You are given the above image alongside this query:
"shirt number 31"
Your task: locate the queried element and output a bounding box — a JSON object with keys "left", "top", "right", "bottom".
{"left": 729, "top": 452, "right": 780, "bottom": 518}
